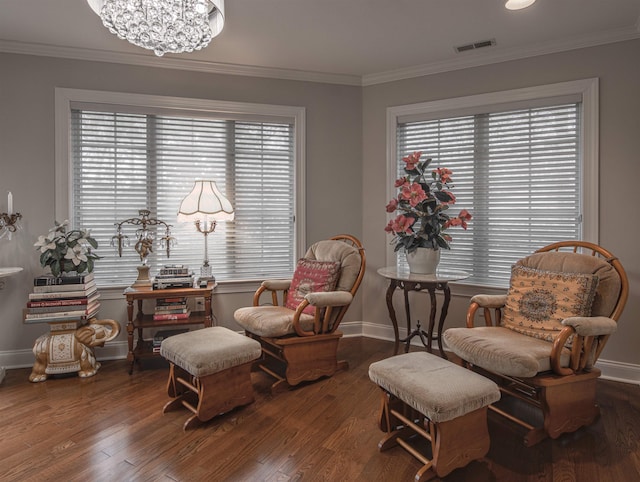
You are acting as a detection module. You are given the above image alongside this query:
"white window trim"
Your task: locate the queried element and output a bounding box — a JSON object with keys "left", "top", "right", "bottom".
{"left": 55, "top": 88, "right": 306, "bottom": 294}
{"left": 385, "top": 78, "right": 599, "bottom": 282}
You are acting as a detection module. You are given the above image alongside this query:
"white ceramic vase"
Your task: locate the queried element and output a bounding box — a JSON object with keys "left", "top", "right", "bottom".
{"left": 406, "top": 247, "right": 441, "bottom": 274}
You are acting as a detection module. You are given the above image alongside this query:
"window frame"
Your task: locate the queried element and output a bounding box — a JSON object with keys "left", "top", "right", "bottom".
{"left": 386, "top": 78, "right": 599, "bottom": 290}
{"left": 55, "top": 88, "right": 306, "bottom": 294}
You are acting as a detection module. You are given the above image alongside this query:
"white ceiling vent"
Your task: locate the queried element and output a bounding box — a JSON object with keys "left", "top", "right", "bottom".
{"left": 454, "top": 38, "right": 497, "bottom": 53}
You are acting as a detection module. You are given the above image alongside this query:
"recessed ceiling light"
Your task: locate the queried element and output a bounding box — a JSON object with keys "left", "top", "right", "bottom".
{"left": 505, "top": 0, "right": 536, "bottom": 10}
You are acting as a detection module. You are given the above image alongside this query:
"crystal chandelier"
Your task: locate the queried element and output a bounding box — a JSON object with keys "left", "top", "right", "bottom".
{"left": 86, "top": 0, "right": 225, "bottom": 57}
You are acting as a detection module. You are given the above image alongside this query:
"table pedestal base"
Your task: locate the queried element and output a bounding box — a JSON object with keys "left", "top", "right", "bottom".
{"left": 378, "top": 267, "right": 470, "bottom": 358}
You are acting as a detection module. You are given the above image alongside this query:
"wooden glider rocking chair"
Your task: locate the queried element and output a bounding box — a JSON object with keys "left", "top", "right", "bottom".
{"left": 234, "top": 234, "right": 366, "bottom": 392}
{"left": 444, "top": 241, "right": 628, "bottom": 446}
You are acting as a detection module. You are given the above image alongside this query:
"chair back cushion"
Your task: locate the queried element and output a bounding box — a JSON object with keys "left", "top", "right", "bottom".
{"left": 518, "top": 251, "right": 621, "bottom": 317}
{"left": 304, "top": 239, "right": 362, "bottom": 292}
{"left": 285, "top": 259, "right": 341, "bottom": 314}
{"left": 502, "top": 264, "right": 599, "bottom": 342}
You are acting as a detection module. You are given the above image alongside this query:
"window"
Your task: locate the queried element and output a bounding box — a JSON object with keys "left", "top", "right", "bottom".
{"left": 55, "top": 89, "right": 306, "bottom": 288}
{"left": 388, "top": 79, "right": 598, "bottom": 287}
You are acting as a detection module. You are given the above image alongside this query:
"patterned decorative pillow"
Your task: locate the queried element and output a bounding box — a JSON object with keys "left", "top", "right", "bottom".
{"left": 285, "top": 259, "right": 342, "bottom": 315}
{"left": 501, "top": 265, "right": 599, "bottom": 342}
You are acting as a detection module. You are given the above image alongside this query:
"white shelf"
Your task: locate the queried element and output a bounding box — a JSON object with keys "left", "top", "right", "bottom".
{"left": 0, "top": 267, "right": 23, "bottom": 278}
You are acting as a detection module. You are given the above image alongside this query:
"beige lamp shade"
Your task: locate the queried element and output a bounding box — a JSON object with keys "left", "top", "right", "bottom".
{"left": 177, "top": 180, "right": 234, "bottom": 223}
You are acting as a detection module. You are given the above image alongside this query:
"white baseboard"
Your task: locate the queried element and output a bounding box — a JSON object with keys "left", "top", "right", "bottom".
{"left": 3, "top": 322, "right": 639, "bottom": 385}
{"left": 594, "top": 359, "right": 640, "bottom": 385}
{"left": 0, "top": 342, "right": 129, "bottom": 371}
{"left": 0, "top": 348, "right": 39, "bottom": 370}
{"left": 359, "top": 321, "right": 640, "bottom": 386}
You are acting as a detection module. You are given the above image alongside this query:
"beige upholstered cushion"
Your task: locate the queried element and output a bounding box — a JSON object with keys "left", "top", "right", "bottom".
{"left": 262, "top": 279, "right": 292, "bottom": 291}
{"left": 502, "top": 265, "right": 599, "bottom": 342}
{"left": 471, "top": 294, "right": 508, "bottom": 309}
{"left": 234, "top": 305, "right": 315, "bottom": 337}
{"left": 305, "top": 291, "right": 353, "bottom": 307}
{"left": 518, "top": 251, "right": 621, "bottom": 318}
{"left": 443, "top": 326, "right": 572, "bottom": 378}
{"left": 304, "top": 239, "right": 361, "bottom": 293}
{"left": 160, "top": 327, "right": 261, "bottom": 377}
{"left": 562, "top": 316, "right": 618, "bottom": 336}
{"left": 368, "top": 352, "right": 500, "bottom": 423}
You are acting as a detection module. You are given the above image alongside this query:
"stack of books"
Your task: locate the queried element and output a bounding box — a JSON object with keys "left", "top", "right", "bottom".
{"left": 152, "top": 265, "right": 194, "bottom": 289}
{"left": 153, "top": 296, "right": 190, "bottom": 321}
{"left": 24, "top": 273, "right": 100, "bottom": 325}
{"left": 152, "top": 328, "right": 189, "bottom": 353}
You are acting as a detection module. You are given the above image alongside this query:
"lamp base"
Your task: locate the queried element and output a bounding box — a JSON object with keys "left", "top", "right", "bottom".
{"left": 200, "top": 263, "right": 213, "bottom": 279}
{"left": 197, "top": 276, "right": 215, "bottom": 288}
{"left": 132, "top": 265, "right": 152, "bottom": 288}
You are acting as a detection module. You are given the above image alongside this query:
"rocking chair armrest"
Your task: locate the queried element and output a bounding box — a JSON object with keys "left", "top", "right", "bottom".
{"left": 550, "top": 318, "right": 617, "bottom": 376}
{"left": 261, "top": 279, "right": 292, "bottom": 291}
{"left": 254, "top": 279, "right": 292, "bottom": 306}
{"left": 304, "top": 291, "right": 353, "bottom": 308}
{"left": 467, "top": 294, "right": 507, "bottom": 327}
{"left": 470, "top": 294, "right": 507, "bottom": 309}
{"left": 562, "top": 316, "right": 618, "bottom": 336}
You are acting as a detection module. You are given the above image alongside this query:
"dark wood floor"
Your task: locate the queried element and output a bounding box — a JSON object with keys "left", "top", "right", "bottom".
{"left": 1, "top": 337, "right": 639, "bottom": 482}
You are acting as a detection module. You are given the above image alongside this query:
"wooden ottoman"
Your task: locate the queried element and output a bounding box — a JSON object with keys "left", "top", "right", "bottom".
{"left": 160, "top": 326, "right": 262, "bottom": 430}
{"left": 369, "top": 352, "right": 500, "bottom": 481}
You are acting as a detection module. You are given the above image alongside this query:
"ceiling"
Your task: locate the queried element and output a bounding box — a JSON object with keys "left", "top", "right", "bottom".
{"left": 1, "top": 0, "right": 639, "bottom": 85}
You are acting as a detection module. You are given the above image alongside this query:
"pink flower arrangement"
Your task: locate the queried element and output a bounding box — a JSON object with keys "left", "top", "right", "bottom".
{"left": 385, "top": 151, "right": 472, "bottom": 253}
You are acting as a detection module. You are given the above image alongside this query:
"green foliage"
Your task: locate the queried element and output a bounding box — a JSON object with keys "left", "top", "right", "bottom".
{"left": 34, "top": 220, "right": 100, "bottom": 276}
{"left": 385, "top": 152, "right": 472, "bottom": 253}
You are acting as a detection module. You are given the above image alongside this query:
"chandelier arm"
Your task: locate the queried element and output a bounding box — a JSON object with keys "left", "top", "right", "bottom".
{"left": 194, "top": 219, "right": 217, "bottom": 234}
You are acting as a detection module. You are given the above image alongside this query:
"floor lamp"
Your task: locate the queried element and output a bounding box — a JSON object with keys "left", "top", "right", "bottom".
{"left": 177, "top": 180, "right": 234, "bottom": 282}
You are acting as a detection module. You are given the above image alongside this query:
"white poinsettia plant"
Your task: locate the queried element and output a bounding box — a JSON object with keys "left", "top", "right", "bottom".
{"left": 34, "top": 220, "right": 100, "bottom": 276}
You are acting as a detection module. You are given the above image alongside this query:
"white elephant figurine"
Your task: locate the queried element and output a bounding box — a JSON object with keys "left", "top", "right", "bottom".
{"left": 29, "top": 318, "right": 120, "bottom": 382}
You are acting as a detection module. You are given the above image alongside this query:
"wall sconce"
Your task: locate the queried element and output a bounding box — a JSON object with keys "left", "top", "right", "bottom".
{"left": 177, "top": 180, "right": 234, "bottom": 282}
{"left": 0, "top": 191, "right": 22, "bottom": 241}
{"left": 111, "top": 209, "right": 176, "bottom": 287}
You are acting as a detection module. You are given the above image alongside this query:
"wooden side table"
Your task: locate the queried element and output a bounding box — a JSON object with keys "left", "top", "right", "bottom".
{"left": 377, "top": 267, "right": 469, "bottom": 358}
{"left": 123, "top": 282, "right": 216, "bottom": 374}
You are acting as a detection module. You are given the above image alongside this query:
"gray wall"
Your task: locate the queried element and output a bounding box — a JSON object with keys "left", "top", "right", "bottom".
{"left": 0, "top": 52, "right": 363, "bottom": 359}
{"left": 362, "top": 39, "right": 640, "bottom": 367}
{"left": 2, "top": 38, "right": 639, "bottom": 374}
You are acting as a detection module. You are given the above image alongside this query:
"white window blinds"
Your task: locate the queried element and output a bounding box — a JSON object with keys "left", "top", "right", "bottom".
{"left": 71, "top": 108, "right": 295, "bottom": 287}
{"left": 396, "top": 102, "right": 582, "bottom": 287}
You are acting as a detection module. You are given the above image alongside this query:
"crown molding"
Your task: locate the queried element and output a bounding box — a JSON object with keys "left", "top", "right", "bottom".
{"left": 0, "top": 39, "right": 362, "bottom": 86}
{"left": 1, "top": 20, "right": 639, "bottom": 88}
{"left": 362, "top": 24, "right": 640, "bottom": 86}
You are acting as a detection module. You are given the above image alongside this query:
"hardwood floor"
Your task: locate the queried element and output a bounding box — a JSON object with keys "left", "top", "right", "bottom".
{"left": 1, "top": 337, "right": 639, "bottom": 481}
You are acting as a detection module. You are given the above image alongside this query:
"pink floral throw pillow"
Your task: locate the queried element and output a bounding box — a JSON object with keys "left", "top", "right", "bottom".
{"left": 285, "top": 259, "right": 342, "bottom": 315}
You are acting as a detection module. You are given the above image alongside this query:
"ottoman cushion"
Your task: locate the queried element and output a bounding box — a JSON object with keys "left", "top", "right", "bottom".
{"left": 369, "top": 352, "right": 500, "bottom": 423}
{"left": 160, "top": 327, "right": 261, "bottom": 378}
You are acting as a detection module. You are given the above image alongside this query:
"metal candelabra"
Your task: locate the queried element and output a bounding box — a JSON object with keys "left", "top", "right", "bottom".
{"left": 111, "top": 209, "right": 176, "bottom": 287}
{"left": 0, "top": 212, "right": 22, "bottom": 240}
